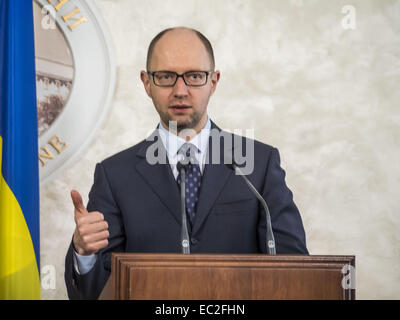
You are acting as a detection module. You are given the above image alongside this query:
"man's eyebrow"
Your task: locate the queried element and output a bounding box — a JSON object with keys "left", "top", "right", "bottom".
{"left": 150, "top": 69, "right": 210, "bottom": 73}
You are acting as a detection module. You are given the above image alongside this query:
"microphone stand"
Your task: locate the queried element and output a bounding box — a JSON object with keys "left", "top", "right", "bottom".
{"left": 230, "top": 163, "right": 276, "bottom": 255}
{"left": 178, "top": 163, "right": 191, "bottom": 254}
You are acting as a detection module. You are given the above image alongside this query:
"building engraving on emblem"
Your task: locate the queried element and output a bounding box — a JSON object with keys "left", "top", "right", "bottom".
{"left": 33, "top": 1, "right": 75, "bottom": 136}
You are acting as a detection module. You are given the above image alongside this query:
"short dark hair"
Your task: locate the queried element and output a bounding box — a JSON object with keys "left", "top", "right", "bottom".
{"left": 146, "top": 27, "right": 215, "bottom": 71}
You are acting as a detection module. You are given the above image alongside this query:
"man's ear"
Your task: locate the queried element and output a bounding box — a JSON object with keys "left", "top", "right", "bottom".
{"left": 140, "top": 70, "right": 152, "bottom": 98}
{"left": 210, "top": 70, "right": 220, "bottom": 96}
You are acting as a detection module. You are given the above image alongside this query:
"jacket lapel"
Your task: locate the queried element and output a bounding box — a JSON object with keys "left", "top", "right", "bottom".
{"left": 191, "top": 122, "right": 234, "bottom": 235}
{"left": 135, "top": 130, "right": 182, "bottom": 225}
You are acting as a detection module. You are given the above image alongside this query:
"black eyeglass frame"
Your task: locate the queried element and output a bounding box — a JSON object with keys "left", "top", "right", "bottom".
{"left": 147, "top": 70, "right": 214, "bottom": 87}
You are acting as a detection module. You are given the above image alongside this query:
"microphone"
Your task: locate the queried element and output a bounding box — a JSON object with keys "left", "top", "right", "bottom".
{"left": 177, "top": 161, "right": 190, "bottom": 254}
{"left": 226, "top": 161, "right": 276, "bottom": 255}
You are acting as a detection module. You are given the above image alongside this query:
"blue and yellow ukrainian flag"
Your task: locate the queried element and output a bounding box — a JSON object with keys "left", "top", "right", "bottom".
{"left": 0, "top": 0, "right": 40, "bottom": 299}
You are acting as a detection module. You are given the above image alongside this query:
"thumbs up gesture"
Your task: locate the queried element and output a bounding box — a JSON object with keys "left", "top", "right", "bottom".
{"left": 71, "top": 190, "right": 109, "bottom": 255}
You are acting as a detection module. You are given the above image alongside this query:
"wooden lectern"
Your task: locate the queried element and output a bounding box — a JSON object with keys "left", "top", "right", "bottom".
{"left": 99, "top": 253, "right": 355, "bottom": 300}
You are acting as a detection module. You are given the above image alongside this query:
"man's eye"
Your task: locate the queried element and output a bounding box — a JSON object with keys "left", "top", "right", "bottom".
{"left": 157, "top": 74, "right": 172, "bottom": 80}
{"left": 188, "top": 73, "right": 203, "bottom": 79}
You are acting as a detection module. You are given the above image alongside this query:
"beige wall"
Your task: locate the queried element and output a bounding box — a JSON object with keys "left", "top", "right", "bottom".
{"left": 40, "top": 0, "right": 400, "bottom": 299}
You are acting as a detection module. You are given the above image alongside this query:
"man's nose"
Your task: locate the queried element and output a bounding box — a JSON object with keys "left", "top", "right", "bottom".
{"left": 172, "top": 76, "right": 189, "bottom": 97}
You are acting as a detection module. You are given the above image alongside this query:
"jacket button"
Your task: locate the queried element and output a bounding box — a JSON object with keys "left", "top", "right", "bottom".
{"left": 191, "top": 238, "right": 198, "bottom": 245}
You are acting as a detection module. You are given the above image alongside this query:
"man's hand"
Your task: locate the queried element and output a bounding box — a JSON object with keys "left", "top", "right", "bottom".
{"left": 71, "top": 190, "right": 109, "bottom": 256}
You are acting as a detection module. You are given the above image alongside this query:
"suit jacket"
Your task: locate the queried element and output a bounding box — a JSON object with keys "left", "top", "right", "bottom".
{"left": 64, "top": 121, "right": 308, "bottom": 299}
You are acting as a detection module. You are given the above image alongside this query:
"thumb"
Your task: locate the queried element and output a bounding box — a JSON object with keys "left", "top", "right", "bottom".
{"left": 70, "top": 189, "right": 87, "bottom": 215}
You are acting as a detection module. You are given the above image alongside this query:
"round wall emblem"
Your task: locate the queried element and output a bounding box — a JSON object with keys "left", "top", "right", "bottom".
{"left": 33, "top": 0, "right": 115, "bottom": 184}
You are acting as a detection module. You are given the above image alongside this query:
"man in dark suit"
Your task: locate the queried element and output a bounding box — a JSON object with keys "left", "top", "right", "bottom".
{"left": 64, "top": 27, "right": 308, "bottom": 300}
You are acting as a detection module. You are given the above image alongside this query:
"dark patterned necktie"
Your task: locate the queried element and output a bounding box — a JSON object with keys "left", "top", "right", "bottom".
{"left": 176, "top": 143, "right": 202, "bottom": 225}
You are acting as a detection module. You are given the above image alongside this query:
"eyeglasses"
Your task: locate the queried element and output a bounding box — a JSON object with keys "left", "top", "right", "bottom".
{"left": 147, "top": 70, "right": 213, "bottom": 87}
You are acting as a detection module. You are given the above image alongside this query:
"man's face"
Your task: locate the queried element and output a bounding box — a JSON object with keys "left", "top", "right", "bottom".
{"left": 141, "top": 29, "right": 220, "bottom": 134}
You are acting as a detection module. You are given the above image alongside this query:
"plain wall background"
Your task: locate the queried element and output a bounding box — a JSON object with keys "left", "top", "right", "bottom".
{"left": 39, "top": 0, "right": 400, "bottom": 299}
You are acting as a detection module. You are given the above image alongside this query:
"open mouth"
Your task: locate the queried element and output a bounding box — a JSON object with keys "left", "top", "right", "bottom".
{"left": 169, "top": 105, "right": 191, "bottom": 112}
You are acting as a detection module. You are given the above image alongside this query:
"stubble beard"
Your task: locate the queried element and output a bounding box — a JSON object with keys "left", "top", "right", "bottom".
{"left": 159, "top": 109, "right": 205, "bottom": 134}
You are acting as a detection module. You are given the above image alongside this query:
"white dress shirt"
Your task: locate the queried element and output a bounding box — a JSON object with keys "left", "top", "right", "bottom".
{"left": 73, "top": 118, "right": 212, "bottom": 275}
{"left": 158, "top": 117, "right": 211, "bottom": 178}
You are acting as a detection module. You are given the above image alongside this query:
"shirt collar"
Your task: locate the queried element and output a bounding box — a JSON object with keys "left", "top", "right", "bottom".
{"left": 158, "top": 117, "right": 211, "bottom": 161}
